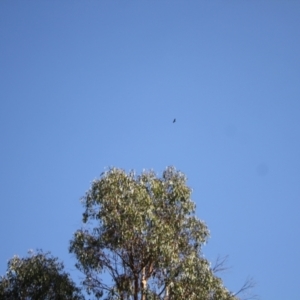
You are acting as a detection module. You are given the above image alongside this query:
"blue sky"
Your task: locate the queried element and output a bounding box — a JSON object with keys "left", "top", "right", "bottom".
{"left": 1, "top": 1, "right": 299, "bottom": 299}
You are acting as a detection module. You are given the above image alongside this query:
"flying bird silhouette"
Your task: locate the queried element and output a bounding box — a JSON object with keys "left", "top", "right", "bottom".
{"left": 173, "top": 118, "right": 176, "bottom": 123}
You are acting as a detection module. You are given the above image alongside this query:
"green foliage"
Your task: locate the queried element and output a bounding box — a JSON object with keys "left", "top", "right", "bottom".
{"left": 0, "top": 250, "right": 84, "bottom": 300}
{"left": 70, "top": 166, "right": 238, "bottom": 300}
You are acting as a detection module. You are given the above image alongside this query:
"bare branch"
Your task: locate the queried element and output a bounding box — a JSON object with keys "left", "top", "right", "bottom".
{"left": 211, "top": 255, "right": 231, "bottom": 273}
{"left": 234, "top": 277, "right": 258, "bottom": 300}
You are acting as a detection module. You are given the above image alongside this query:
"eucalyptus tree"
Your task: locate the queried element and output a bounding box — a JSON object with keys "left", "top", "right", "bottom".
{"left": 70, "top": 166, "right": 239, "bottom": 300}
{"left": 0, "top": 250, "right": 84, "bottom": 300}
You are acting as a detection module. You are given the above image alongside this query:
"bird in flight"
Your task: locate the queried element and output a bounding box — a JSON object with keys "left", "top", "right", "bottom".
{"left": 173, "top": 118, "right": 176, "bottom": 123}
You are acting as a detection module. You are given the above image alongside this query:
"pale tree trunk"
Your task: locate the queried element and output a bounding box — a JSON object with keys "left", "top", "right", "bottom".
{"left": 141, "top": 266, "right": 147, "bottom": 300}
{"left": 164, "top": 285, "right": 169, "bottom": 300}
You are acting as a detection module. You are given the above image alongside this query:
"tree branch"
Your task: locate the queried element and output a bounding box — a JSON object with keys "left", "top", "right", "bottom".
{"left": 211, "top": 255, "right": 230, "bottom": 274}
{"left": 233, "top": 277, "right": 258, "bottom": 300}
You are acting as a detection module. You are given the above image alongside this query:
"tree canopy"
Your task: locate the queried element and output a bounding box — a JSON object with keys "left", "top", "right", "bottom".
{"left": 1, "top": 166, "right": 254, "bottom": 299}
{"left": 69, "top": 166, "right": 238, "bottom": 300}
{"left": 0, "top": 250, "right": 84, "bottom": 300}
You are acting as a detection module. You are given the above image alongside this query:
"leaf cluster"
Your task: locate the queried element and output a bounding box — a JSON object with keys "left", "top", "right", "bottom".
{"left": 0, "top": 250, "right": 84, "bottom": 300}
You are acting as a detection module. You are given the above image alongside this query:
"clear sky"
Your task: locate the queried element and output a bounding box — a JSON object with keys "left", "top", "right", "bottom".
{"left": 1, "top": 1, "right": 299, "bottom": 299}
